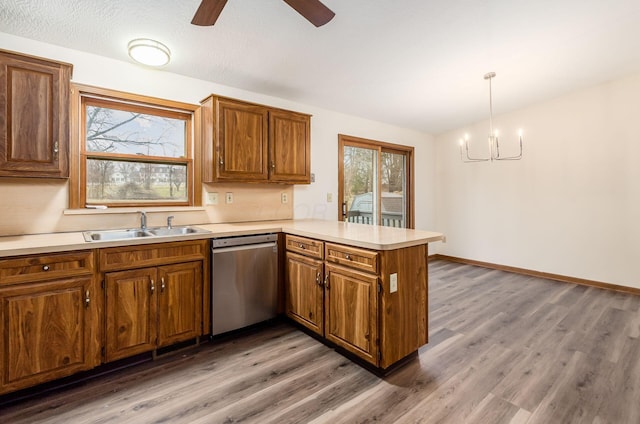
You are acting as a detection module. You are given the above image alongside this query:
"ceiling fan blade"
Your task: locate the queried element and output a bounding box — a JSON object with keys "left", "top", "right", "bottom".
{"left": 282, "top": 0, "right": 335, "bottom": 27}
{"left": 191, "top": 0, "right": 228, "bottom": 26}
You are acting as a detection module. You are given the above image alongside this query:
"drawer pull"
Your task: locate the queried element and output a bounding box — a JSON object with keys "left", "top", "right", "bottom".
{"left": 161, "top": 277, "right": 165, "bottom": 292}
{"left": 150, "top": 279, "right": 155, "bottom": 293}
{"left": 324, "top": 274, "right": 330, "bottom": 289}
{"left": 85, "top": 290, "right": 90, "bottom": 308}
{"left": 315, "top": 271, "right": 321, "bottom": 285}
{"left": 43, "top": 265, "right": 50, "bottom": 271}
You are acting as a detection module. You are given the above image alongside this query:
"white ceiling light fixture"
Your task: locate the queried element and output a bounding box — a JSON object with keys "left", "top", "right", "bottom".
{"left": 460, "top": 72, "right": 523, "bottom": 162}
{"left": 127, "top": 38, "right": 171, "bottom": 67}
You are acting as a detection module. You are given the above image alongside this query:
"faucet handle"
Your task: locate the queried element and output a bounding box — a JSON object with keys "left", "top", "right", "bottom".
{"left": 167, "top": 215, "right": 174, "bottom": 229}
{"left": 138, "top": 211, "right": 147, "bottom": 230}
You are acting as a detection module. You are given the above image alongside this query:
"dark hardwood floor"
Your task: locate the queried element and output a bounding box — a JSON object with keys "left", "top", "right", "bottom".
{"left": 2, "top": 259, "right": 639, "bottom": 423}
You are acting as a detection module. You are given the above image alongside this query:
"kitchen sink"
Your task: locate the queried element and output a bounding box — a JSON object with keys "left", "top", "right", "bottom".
{"left": 83, "top": 228, "right": 153, "bottom": 242}
{"left": 82, "top": 226, "right": 210, "bottom": 242}
{"left": 147, "top": 226, "right": 211, "bottom": 236}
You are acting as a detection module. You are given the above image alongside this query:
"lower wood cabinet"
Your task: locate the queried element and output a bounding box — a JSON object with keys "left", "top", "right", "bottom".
{"left": 105, "top": 262, "right": 202, "bottom": 362}
{"left": 101, "top": 241, "right": 207, "bottom": 363}
{"left": 0, "top": 241, "right": 208, "bottom": 395}
{"left": 285, "top": 251, "right": 324, "bottom": 335}
{"left": 285, "top": 234, "right": 429, "bottom": 370}
{"left": 324, "top": 263, "right": 378, "bottom": 364}
{"left": 0, "top": 251, "right": 98, "bottom": 395}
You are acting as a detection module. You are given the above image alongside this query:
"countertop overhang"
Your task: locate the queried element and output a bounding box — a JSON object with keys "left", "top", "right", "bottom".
{"left": 0, "top": 220, "right": 444, "bottom": 258}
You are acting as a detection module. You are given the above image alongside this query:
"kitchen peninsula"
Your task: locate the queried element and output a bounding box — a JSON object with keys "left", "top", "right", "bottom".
{"left": 0, "top": 219, "right": 442, "bottom": 394}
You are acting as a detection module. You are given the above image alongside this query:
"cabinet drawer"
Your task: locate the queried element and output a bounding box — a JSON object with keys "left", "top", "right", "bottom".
{"left": 285, "top": 235, "right": 323, "bottom": 259}
{"left": 325, "top": 243, "right": 378, "bottom": 274}
{"left": 99, "top": 240, "right": 207, "bottom": 272}
{"left": 0, "top": 250, "right": 95, "bottom": 286}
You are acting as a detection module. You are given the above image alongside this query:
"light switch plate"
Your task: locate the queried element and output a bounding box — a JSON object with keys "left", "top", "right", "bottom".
{"left": 390, "top": 273, "right": 398, "bottom": 293}
{"left": 225, "top": 192, "right": 233, "bottom": 204}
{"left": 326, "top": 192, "right": 333, "bottom": 202}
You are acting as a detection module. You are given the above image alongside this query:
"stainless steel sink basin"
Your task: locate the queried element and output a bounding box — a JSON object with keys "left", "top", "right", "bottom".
{"left": 82, "top": 226, "right": 210, "bottom": 242}
{"left": 83, "top": 228, "right": 153, "bottom": 242}
{"left": 147, "top": 226, "right": 211, "bottom": 236}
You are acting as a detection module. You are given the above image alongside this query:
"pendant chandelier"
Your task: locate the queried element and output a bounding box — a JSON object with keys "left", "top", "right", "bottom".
{"left": 460, "top": 72, "right": 523, "bottom": 162}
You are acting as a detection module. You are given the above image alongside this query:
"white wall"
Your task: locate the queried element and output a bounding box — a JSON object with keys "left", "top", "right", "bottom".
{"left": 435, "top": 73, "right": 640, "bottom": 288}
{"left": 0, "top": 33, "right": 437, "bottom": 235}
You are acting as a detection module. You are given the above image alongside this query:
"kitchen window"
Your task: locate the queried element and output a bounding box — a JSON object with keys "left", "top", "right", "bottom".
{"left": 338, "top": 134, "right": 414, "bottom": 228}
{"left": 69, "top": 84, "right": 200, "bottom": 208}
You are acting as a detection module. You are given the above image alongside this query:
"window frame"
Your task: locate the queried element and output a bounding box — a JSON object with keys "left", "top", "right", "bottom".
{"left": 338, "top": 134, "right": 415, "bottom": 229}
{"left": 69, "top": 84, "right": 201, "bottom": 209}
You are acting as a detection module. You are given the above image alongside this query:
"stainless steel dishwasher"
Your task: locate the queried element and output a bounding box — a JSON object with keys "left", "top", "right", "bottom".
{"left": 211, "top": 233, "right": 278, "bottom": 336}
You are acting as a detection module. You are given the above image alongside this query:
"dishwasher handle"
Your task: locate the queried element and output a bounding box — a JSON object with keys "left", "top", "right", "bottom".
{"left": 211, "top": 242, "right": 277, "bottom": 254}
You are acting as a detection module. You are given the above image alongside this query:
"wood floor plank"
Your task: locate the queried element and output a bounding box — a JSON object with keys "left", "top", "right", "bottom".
{"left": 2, "top": 258, "right": 640, "bottom": 423}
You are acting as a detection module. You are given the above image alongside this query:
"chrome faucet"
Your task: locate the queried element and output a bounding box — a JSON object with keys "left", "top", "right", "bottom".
{"left": 139, "top": 211, "right": 147, "bottom": 230}
{"left": 167, "top": 215, "right": 174, "bottom": 229}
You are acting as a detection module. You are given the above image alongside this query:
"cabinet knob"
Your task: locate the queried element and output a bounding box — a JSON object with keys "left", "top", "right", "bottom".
{"left": 299, "top": 243, "right": 305, "bottom": 249}
{"left": 42, "top": 265, "right": 50, "bottom": 271}
{"left": 219, "top": 158, "right": 224, "bottom": 166}
{"left": 271, "top": 161, "right": 275, "bottom": 170}
{"left": 345, "top": 254, "right": 351, "bottom": 260}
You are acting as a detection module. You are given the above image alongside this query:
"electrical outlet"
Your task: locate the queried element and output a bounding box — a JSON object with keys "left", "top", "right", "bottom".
{"left": 206, "top": 192, "right": 218, "bottom": 205}
{"left": 281, "top": 192, "right": 289, "bottom": 204}
{"left": 225, "top": 192, "right": 233, "bottom": 204}
{"left": 311, "top": 173, "right": 316, "bottom": 182}
{"left": 390, "top": 273, "right": 398, "bottom": 293}
{"left": 326, "top": 192, "right": 333, "bottom": 202}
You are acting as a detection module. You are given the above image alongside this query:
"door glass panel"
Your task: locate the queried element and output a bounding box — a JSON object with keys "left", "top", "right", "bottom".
{"left": 343, "top": 146, "right": 378, "bottom": 225}
{"left": 381, "top": 151, "right": 406, "bottom": 228}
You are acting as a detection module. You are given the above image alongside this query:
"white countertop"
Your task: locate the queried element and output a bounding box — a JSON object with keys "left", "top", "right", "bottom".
{"left": 0, "top": 220, "right": 444, "bottom": 257}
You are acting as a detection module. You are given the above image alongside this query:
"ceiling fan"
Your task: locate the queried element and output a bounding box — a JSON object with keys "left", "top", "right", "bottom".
{"left": 191, "top": 0, "right": 335, "bottom": 27}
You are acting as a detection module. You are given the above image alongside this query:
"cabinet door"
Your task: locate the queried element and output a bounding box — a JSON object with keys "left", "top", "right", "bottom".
{"left": 157, "top": 262, "right": 202, "bottom": 347}
{"left": 269, "top": 109, "right": 310, "bottom": 183}
{"left": 0, "top": 277, "right": 95, "bottom": 394}
{"left": 324, "top": 264, "right": 378, "bottom": 365}
{"left": 0, "top": 51, "right": 71, "bottom": 177}
{"left": 285, "top": 252, "right": 324, "bottom": 335}
{"left": 216, "top": 98, "right": 269, "bottom": 181}
{"left": 105, "top": 268, "right": 157, "bottom": 362}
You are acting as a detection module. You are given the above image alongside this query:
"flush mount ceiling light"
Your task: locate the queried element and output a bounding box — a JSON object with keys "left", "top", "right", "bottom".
{"left": 127, "top": 38, "right": 171, "bottom": 67}
{"left": 460, "top": 72, "right": 523, "bottom": 162}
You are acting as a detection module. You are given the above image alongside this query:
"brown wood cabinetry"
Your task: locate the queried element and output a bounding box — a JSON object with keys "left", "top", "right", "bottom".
{"left": 284, "top": 234, "right": 429, "bottom": 370}
{"left": 0, "top": 250, "right": 98, "bottom": 395}
{"left": 285, "top": 251, "right": 324, "bottom": 335}
{"left": 101, "top": 241, "right": 206, "bottom": 362}
{"left": 0, "top": 49, "right": 72, "bottom": 178}
{"left": 201, "top": 95, "right": 311, "bottom": 184}
{"left": 285, "top": 235, "right": 380, "bottom": 366}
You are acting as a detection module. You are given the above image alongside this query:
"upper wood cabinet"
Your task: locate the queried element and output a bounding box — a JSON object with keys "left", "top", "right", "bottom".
{"left": 201, "top": 95, "right": 311, "bottom": 184}
{"left": 0, "top": 49, "right": 72, "bottom": 178}
{"left": 269, "top": 109, "right": 311, "bottom": 183}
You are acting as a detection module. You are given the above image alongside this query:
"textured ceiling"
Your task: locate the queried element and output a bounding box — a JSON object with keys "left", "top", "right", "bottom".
{"left": 1, "top": 0, "right": 640, "bottom": 134}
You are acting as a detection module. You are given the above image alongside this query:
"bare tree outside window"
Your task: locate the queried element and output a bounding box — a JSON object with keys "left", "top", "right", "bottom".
{"left": 82, "top": 98, "right": 191, "bottom": 205}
